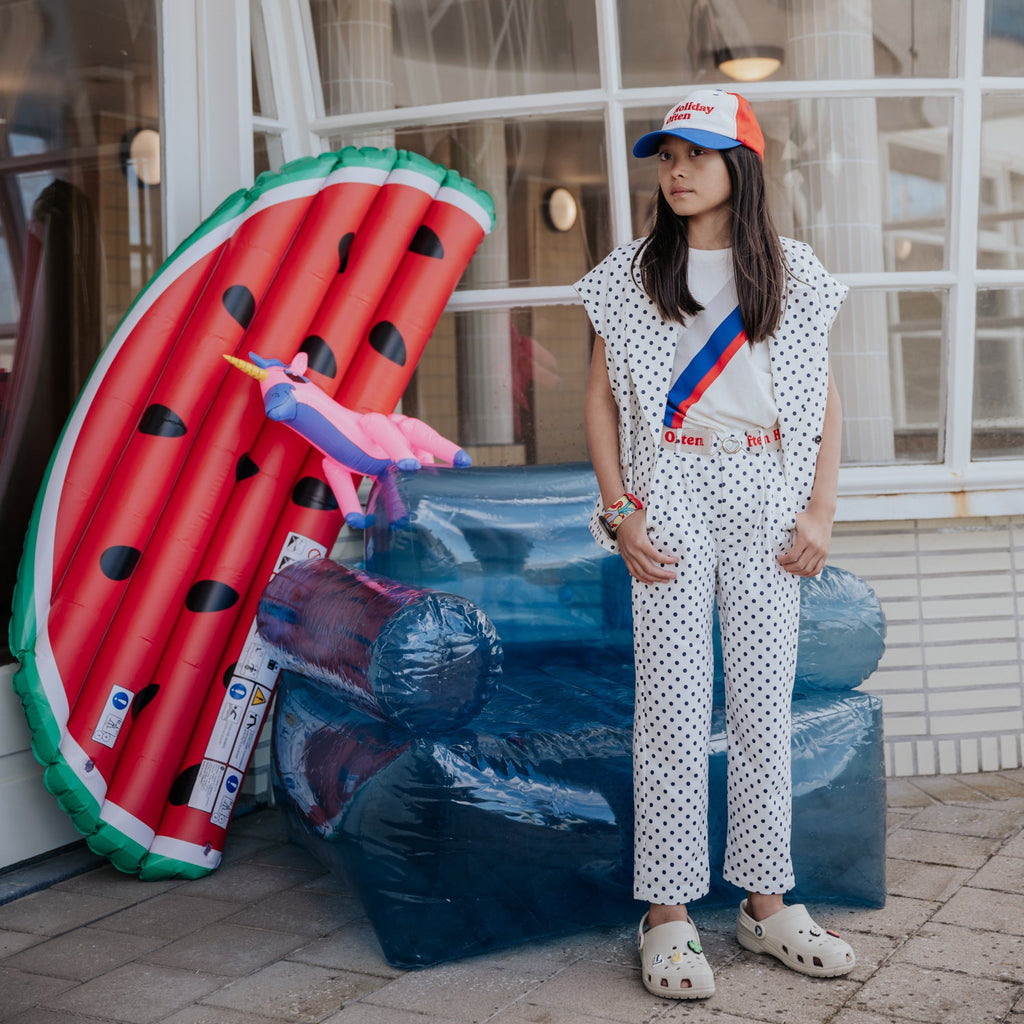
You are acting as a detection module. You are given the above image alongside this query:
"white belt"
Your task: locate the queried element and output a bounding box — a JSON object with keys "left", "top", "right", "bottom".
{"left": 660, "top": 423, "right": 782, "bottom": 455}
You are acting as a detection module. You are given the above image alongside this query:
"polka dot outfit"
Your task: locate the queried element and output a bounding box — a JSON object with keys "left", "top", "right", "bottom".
{"left": 575, "top": 236, "right": 847, "bottom": 905}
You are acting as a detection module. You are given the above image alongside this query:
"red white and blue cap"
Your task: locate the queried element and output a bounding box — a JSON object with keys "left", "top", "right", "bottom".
{"left": 633, "top": 89, "right": 765, "bottom": 159}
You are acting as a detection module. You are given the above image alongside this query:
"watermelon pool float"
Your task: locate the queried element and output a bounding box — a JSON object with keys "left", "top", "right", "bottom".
{"left": 9, "top": 146, "right": 494, "bottom": 879}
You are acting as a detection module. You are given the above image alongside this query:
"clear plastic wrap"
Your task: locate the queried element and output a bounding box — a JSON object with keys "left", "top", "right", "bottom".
{"left": 267, "top": 463, "right": 888, "bottom": 968}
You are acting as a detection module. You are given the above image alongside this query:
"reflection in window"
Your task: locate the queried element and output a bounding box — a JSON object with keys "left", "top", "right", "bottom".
{"left": 984, "top": 0, "right": 1024, "bottom": 75}
{"left": 974, "top": 289, "right": 1024, "bottom": 460}
{"left": 0, "top": 0, "right": 161, "bottom": 648}
{"left": 309, "top": 0, "right": 600, "bottom": 114}
{"left": 618, "top": 0, "right": 956, "bottom": 86}
{"left": 979, "top": 94, "right": 1024, "bottom": 270}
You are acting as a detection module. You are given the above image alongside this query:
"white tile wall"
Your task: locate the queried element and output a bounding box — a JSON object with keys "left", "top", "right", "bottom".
{"left": 829, "top": 516, "right": 1024, "bottom": 777}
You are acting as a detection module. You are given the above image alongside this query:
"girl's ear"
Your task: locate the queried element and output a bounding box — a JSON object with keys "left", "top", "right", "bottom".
{"left": 290, "top": 352, "right": 309, "bottom": 375}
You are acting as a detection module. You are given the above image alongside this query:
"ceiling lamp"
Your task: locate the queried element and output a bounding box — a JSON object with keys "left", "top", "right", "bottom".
{"left": 714, "top": 45, "right": 784, "bottom": 82}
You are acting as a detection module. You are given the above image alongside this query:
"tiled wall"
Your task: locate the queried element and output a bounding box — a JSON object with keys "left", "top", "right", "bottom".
{"left": 829, "top": 516, "right": 1024, "bottom": 777}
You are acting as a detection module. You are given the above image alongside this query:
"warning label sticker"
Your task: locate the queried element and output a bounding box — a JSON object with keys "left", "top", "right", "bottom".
{"left": 210, "top": 768, "right": 244, "bottom": 829}
{"left": 91, "top": 685, "right": 134, "bottom": 749}
{"left": 188, "top": 759, "right": 227, "bottom": 813}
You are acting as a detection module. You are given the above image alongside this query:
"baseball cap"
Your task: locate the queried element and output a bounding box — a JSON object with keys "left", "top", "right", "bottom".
{"left": 632, "top": 89, "right": 765, "bottom": 159}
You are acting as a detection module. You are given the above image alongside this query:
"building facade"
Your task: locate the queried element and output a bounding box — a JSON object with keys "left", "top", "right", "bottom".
{"left": 1, "top": 0, "right": 1022, "bottom": 867}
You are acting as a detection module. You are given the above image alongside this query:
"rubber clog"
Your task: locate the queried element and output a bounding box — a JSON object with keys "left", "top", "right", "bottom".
{"left": 736, "top": 899, "right": 856, "bottom": 977}
{"left": 637, "top": 912, "right": 716, "bottom": 999}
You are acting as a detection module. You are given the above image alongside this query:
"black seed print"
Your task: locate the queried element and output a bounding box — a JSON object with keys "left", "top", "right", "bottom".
{"left": 99, "top": 545, "right": 141, "bottom": 581}
{"left": 338, "top": 232, "right": 354, "bottom": 272}
{"left": 408, "top": 225, "right": 444, "bottom": 259}
{"left": 368, "top": 321, "right": 406, "bottom": 366}
{"left": 298, "top": 334, "right": 338, "bottom": 378}
{"left": 139, "top": 404, "right": 187, "bottom": 437}
{"left": 236, "top": 453, "right": 259, "bottom": 481}
{"left": 292, "top": 477, "right": 338, "bottom": 511}
{"left": 222, "top": 284, "right": 256, "bottom": 328}
{"left": 131, "top": 683, "right": 160, "bottom": 718}
{"left": 169, "top": 764, "right": 202, "bottom": 805}
{"left": 222, "top": 663, "right": 237, "bottom": 687}
{"left": 186, "top": 580, "right": 240, "bottom": 613}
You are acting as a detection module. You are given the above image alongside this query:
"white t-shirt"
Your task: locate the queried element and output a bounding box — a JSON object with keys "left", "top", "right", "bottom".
{"left": 663, "top": 247, "right": 778, "bottom": 436}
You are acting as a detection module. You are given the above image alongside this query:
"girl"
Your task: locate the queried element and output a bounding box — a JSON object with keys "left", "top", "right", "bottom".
{"left": 578, "top": 89, "right": 856, "bottom": 1000}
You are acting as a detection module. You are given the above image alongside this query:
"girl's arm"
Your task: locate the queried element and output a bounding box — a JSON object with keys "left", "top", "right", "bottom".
{"left": 777, "top": 364, "right": 842, "bottom": 577}
{"left": 584, "top": 337, "right": 678, "bottom": 583}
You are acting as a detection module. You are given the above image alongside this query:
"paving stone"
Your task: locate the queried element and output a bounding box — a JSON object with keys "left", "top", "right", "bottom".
{"left": 886, "top": 827, "right": 999, "bottom": 868}
{"left": 501, "top": 958, "right": 662, "bottom": 1024}
{"left": 38, "top": 963, "right": 226, "bottom": 1024}
{"left": 178, "top": 860, "right": 320, "bottom": 903}
{"left": 904, "top": 802, "right": 1024, "bottom": 839}
{"left": 3, "top": 1009, "right": 115, "bottom": 1024}
{"left": 908, "top": 775, "right": 992, "bottom": 804}
{"left": 201, "top": 960, "right": 388, "bottom": 1021}
{"left": 1005, "top": 830, "right": 1024, "bottom": 859}
{"left": 322, "top": 1005, "right": 467, "bottom": 1024}
{"left": 933, "top": 887, "right": 1024, "bottom": 936}
{"left": 0, "top": 929, "right": 40, "bottom": 958}
{"left": 98, "top": 892, "right": 239, "bottom": 940}
{"left": 285, "top": 918, "right": 426, "bottom": 978}
{"left": 899, "top": 921, "right": 1024, "bottom": 983}
{"left": 886, "top": 779, "right": 935, "bottom": 808}
{"left": 51, "top": 864, "right": 181, "bottom": 901}
{"left": 0, "top": 968, "right": 79, "bottom": 1019}
{"left": 888, "top": 808, "right": 919, "bottom": 833}
{"left": 2, "top": 926, "right": 163, "bottom": 980}
{"left": 294, "top": 870, "right": 352, "bottom": 895}
{"left": 884, "top": 858, "right": 973, "bottom": 902}
{"left": 834, "top": 928, "right": 901, "bottom": 983}
{"left": 709, "top": 955, "right": 859, "bottom": 1023}
{"left": 157, "top": 1008, "right": 283, "bottom": 1024}
{"left": 228, "top": 808, "right": 288, "bottom": 843}
{"left": 851, "top": 962, "right": 1021, "bottom": 1023}
{"left": 822, "top": 895, "right": 939, "bottom": 939}
{"left": 831, "top": 1011, "right": 923, "bottom": 1024}
{"left": 222, "top": 887, "right": 362, "bottom": 936}
{"left": 969, "top": 853, "right": 1024, "bottom": 894}
{"left": 0, "top": 889, "right": 125, "bottom": 936}
{"left": 140, "top": 921, "right": 308, "bottom": 976}
{"left": 954, "top": 772, "right": 1024, "bottom": 799}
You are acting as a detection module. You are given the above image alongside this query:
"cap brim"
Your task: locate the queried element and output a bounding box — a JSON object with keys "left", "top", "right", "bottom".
{"left": 632, "top": 127, "right": 742, "bottom": 158}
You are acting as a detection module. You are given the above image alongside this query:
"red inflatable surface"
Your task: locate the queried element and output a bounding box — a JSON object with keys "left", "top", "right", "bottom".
{"left": 9, "top": 147, "right": 493, "bottom": 879}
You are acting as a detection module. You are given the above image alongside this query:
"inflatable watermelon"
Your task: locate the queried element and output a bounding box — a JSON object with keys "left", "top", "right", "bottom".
{"left": 9, "top": 146, "right": 494, "bottom": 880}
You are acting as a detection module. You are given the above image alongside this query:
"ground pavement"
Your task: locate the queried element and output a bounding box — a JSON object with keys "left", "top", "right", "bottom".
{"left": 1, "top": 769, "right": 1023, "bottom": 1024}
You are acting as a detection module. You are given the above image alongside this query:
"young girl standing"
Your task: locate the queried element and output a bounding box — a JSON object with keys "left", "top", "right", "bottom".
{"left": 578, "top": 89, "right": 856, "bottom": 999}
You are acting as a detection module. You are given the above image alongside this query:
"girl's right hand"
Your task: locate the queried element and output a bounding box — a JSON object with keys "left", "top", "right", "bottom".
{"left": 615, "top": 510, "right": 679, "bottom": 584}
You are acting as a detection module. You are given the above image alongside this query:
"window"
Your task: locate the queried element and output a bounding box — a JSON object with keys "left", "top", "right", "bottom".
{"left": 0, "top": 0, "right": 162, "bottom": 644}
{"left": 248, "top": 0, "right": 1024, "bottom": 514}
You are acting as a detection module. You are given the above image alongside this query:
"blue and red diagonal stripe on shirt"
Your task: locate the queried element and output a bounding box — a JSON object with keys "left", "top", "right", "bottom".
{"left": 664, "top": 305, "right": 747, "bottom": 429}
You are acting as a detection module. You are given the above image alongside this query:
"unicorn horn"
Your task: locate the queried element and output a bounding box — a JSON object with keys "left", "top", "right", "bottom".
{"left": 223, "top": 354, "right": 269, "bottom": 382}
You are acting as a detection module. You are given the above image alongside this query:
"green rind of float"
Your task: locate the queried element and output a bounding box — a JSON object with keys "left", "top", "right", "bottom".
{"left": 440, "top": 168, "right": 496, "bottom": 231}
{"left": 87, "top": 824, "right": 150, "bottom": 874}
{"left": 6, "top": 146, "right": 400, "bottom": 787}
{"left": 393, "top": 148, "right": 448, "bottom": 184}
{"left": 43, "top": 757, "right": 102, "bottom": 834}
{"left": 139, "top": 851, "right": 213, "bottom": 881}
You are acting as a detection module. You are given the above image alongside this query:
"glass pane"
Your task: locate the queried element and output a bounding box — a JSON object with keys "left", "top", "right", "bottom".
{"left": 310, "top": 0, "right": 600, "bottom": 114}
{"left": 973, "top": 289, "right": 1024, "bottom": 460}
{"left": 619, "top": 0, "right": 956, "bottom": 87}
{"left": 402, "top": 305, "right": 593, "bottom": 466}
{"left": 978, "top": 94, "right": 1024, "bottom": 271}
{"left": 625, "top": 95, "right": 952, "bottom": 274}
{"left": 835, "top": 289, "right": 947, "bottom": 465}
{"left": 985, "top": 0, "right": 1024, "bottom": 75}
{"left": 381, "top": 116, "right": 611, "bottom": 291}
{"left": 251, "top": 0, "right": 276, "bottom": 118}
{"left": 0, "top": 0, "right": 161, "bottom": 641}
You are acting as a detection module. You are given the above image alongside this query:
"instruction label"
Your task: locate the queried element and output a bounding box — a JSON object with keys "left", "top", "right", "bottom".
{"left": 91, "top": 685, "right": 134, "bottom": 749}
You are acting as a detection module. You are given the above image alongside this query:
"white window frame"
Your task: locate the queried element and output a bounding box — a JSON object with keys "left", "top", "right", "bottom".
{"left": 162, "top": 0, "right": 1024, "bottom": 522}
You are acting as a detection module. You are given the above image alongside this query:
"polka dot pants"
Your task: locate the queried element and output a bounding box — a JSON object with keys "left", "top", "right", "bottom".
{"left": 632, "top": 444, "right": 800, "bottom": 905}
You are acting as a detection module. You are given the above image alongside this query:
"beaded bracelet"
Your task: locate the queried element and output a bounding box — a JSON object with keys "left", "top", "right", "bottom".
{"left": 598, "top": 492, "right": 643, "bottom": 539}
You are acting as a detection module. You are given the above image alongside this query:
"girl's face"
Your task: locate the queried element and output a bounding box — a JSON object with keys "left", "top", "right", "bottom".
{"left": 657, "top": 136, "right": 733, "bottom": 228}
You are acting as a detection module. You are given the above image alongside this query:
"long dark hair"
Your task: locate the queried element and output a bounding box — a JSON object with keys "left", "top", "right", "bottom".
{"left": 631, "top": 145, "right": 787, "bottom": 342}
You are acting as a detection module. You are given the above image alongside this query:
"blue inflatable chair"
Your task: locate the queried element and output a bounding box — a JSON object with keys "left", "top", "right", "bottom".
{"left": 259, "top": 463, "right": 886, "bottom": 968}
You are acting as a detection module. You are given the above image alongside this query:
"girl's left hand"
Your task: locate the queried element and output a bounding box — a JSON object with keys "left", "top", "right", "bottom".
{"left": 777, "top": 505, "right": 833, "bottom": 577}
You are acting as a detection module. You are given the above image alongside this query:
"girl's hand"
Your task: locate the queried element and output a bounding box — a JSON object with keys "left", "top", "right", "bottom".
{"left": 615, "top": 510, "right": 679, "bottom": 584}
{"left": 777, "top": 504, "right": 833, "bottom": 577}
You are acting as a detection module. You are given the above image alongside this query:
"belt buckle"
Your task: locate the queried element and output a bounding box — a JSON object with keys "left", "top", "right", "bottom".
{"left": 721, "top": 434, "right": 743, "bottom": 455}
